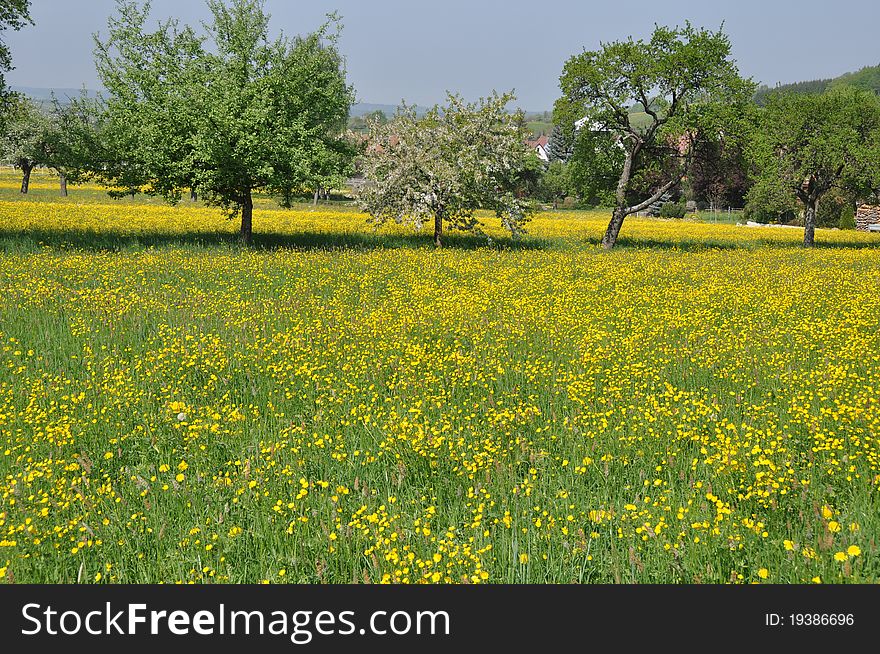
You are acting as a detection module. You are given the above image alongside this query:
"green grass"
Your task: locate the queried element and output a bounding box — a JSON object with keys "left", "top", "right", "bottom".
{"left": 0, "top": 176, "right": 879, "bottom": 584}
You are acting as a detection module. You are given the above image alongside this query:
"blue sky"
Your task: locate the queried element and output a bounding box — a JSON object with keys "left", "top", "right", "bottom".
{"left": 5, "top": 0, "right": 880, "bottom": 111}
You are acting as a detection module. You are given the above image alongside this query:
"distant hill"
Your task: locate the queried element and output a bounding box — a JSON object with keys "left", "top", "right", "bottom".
{"left": 754, "top": 64, "right": 880, "bottom": 104}
{"left": 11, "top": 85, "right": 98, "bottom": 103}
{"left": 11, "top": 86, "right": 99, "bottom": 111}
{"left": 12, "top": 87, "right": 549, "bottom": 117}
{"left": 828, "top": 65, "right": 880, "bottom": 93}
{"left": 12, "top": 88, "right": 427, "bottom": 116}
{"left": 349, "top": 102, "right": 431, "bottom": 118}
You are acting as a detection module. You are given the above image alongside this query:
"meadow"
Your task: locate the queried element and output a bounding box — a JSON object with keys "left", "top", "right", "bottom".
{"left": 1, "top": 170, "right": 879, "bottom": 584}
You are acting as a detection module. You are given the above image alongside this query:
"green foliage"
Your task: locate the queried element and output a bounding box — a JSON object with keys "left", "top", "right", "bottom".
{"left": 747, "top": 87, "right": 880, "bottom": 242}
{"left": 754, "top": 79, "right": 832, "bottom": 106}
{"left": 564, "top": 128, "right": 622, "bottom": 206}
{"left": 546, "top": 123, "right": 573, "bottom": 163}
{"left": 839, "top": 204, "right": 856, "bottom": 230}
{"left": 829, "top": 64, "right": 880, "bottom": 95}
{"left": 91, "top": 0, "right": 354, "bottom": 241}
{"left": 533, "top": 160, "right": 570, "bottom": 205}
{"left": 0, "top": 96, "right": 49, "bottom": 171}
{"left": 367, "top": 110, "right": 388, "bottom": 122}
{"left": 555, "top": 22, "right": 753, "bottom": 247}
{"left": 688, "top": 135, "right": 751, "bottom": 209}
{"left": 45, "top": 92, "right": 106, "bottom": 185}
{"left": 816, "top": 189, "right": 857, "bottom": 229}
{"left": 525, "top": 120, "right": 553, "bottom": 138}
{"left": 358, "top": 92, "right": 536, "bottom": 246}
{"left": 0, "top": 0, "right": 31, "bottom": 125}
{"left": 348, "top": 110, "right": 389, "bottom": 134}
{"left": 753, "top": 64, "right": 880, "bottom": 106}
{"left": 659, "top": 200, "right": 686, "bottom": 219}
{"left": 744, "top": 173, "right": 800, "bottom": 224}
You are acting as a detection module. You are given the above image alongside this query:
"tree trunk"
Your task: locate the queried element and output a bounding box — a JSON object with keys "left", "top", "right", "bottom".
{"left": 59, "top": 173, "right": 68, "bottom": 197}
{"left": 434, "top": 211, "right": 443, "bottom": 248}
{"left": 602, "top": 152, "right": 635, "bottom": 250}
{"left": 240, "top": 190, "right": 254, "bottom": 246}
{"left": 313, "top": 185, "right": 320, "bottom": 206}
{"left": 190, "top": 188, "right": 197, "bottom": 202}
{"left": 803, "top": 198, "right": 817, "bottom": 247}
{"left": 602, "top": 206, "right": 627, "bottom": 250}
{"left": 20, "top": 164, "right": 33, "bottom": 194}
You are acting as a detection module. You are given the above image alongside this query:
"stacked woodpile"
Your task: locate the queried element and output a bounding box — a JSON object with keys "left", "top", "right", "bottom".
{"left": 855, "top": 204, "right": 880, "bottom": 231}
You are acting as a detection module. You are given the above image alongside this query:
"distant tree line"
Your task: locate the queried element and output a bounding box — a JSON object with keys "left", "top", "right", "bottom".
{"left": 1, "top": 2, "right": 879, "bottom": 249}
{"left": 753, "top": 63, "right": 880, "bottom": 105}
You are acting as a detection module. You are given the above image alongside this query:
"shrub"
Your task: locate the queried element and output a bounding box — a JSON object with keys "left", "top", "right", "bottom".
{"left": 659, "top": 201, "right": 687, "bottom": 219}
{"left": 839, "top": 204, "right": 856, "bottom": 230}
{"left": 744, "top": 178, "right": 800, "bottom": 224}
{"left": 817, "top": 190, "right": 857, "bottom": 228}
{"left": 817, "top": 193, "right": 845, "bottom": 227}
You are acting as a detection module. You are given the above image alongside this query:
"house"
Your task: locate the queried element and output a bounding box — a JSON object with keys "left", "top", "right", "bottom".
{"left": 526, "top": 135, "right": 549, "bottom": 162}
{"left": 855, "top": 204, "right": 880, "bottom": 232}
{"left": 575, "top": 116, "right": 604, "bottom": 132}
{"left": 574, "top": 116, "right": 625, "bottom": 150}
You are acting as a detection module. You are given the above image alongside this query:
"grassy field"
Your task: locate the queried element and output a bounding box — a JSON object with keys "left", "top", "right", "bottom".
{"left": 1, "top": 171, "right": 879, "bottom": 584}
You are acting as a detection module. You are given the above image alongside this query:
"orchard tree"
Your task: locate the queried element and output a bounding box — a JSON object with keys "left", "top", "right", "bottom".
{"left": 747, "top": 87, "right": 880, "bottom": 246}
{"left": 93, "top": 1, "right": 203, "bottom": 200}
{"left": 0, "top": 94, "right": 94, "bottom": 196}
{"left": 358, "top": 92, "right": 535, "bottom": 248}
{"left": 43, "top": 93, "right": 105, "bottom": 195}
{"left": 93, "top": 0, "right": 354, "bottom": 244}
{"left": 556, "top": 23, "right": 753, "bottom": 248}
{"left": 0, "top": 96, "right": 50, "bottom": 193}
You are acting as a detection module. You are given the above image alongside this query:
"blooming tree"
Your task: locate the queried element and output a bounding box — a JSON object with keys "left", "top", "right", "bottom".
{"left": 358, "top": 92, "right": 535, "bottom": 247}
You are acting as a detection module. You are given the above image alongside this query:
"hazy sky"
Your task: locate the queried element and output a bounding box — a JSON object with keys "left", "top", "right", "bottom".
{"left": 5, "top": 0, "right": 880, "bottom": 110}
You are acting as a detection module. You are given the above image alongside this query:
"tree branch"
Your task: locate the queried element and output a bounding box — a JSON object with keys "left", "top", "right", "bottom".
{"left": 637, "top": 86, "right": 661, "bottom": 126}
{"left": 624, "top": 175, "right": 681, "bottom": 215}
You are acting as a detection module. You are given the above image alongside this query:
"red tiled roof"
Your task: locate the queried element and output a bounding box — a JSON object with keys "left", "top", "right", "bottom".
{"left": 526, "top": 135, "right": 549, "bottom": 149}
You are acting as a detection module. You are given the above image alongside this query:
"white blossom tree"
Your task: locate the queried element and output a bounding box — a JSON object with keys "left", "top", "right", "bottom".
{"left": 0, "top": 96, "right": 50, "bottom": 193}
{"left": 358, "top": 92, "right": 535, "bottom": 247}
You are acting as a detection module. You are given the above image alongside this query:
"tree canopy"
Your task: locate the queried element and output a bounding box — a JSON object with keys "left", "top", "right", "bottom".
{"left": 556, "top": 22, "right": 754, "bottom": 248}
{"left": 747, "top": 86, "right": 880, "bottom": 246}
{"left": 92, "top": 0, "right": 355, "bottom": 243}
{"left": 358, "top": 92, "right": 535, "bottom": 247}
{"left": 0, "top": 95, "right": 50, "bottom": 193}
